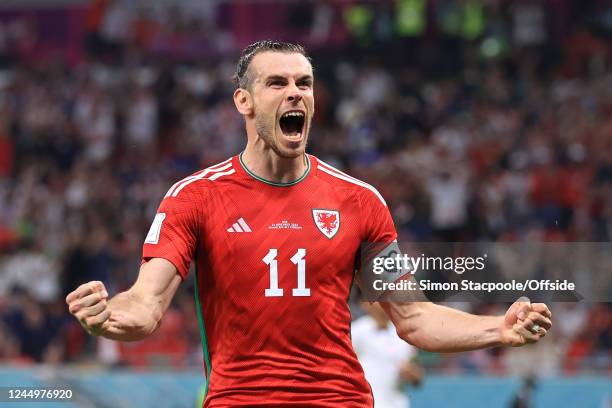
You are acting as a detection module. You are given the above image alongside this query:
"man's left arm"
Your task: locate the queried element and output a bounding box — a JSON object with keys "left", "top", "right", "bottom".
{"left": 380, "top": 299, "right": 552, "bottom": 352}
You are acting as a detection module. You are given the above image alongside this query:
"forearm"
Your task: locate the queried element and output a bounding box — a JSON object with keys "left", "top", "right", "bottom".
{"left": 383, "top": 302, "right": 504, "bottom": 353}
{"left": 100, "top": 289, "right": 164, "bottom": 341}
{"left": 67, "top": 260, "right": 181, "bottom": 342}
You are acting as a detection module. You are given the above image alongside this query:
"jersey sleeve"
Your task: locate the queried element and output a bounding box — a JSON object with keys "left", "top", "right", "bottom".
{"left": 141, "top": 184, "right": 204, "bottom": 279}
{"left": 357, "top": 188, "right": 413, "bottom": 299}
{"left": 359, "top": 188, "right": 397, "bottom": 244}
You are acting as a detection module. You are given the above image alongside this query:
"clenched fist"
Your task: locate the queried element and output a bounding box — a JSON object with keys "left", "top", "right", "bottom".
{"left": 501, "top": 298, "right": 552, "bottom": 346}
{"left": 66, "top": 281, "right": 110, "bottom": 336}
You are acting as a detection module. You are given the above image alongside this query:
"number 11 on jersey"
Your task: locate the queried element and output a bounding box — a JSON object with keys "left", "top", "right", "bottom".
{"left": 263, "top": 249, "right": 311, "bottom": 297}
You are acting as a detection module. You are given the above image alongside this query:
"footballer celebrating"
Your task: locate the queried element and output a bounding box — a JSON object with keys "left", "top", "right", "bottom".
{"left": 66, "top": 41, "right": 552, "bottom": 407}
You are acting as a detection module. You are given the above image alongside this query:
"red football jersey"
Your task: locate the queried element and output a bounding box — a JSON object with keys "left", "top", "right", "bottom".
{"left": 142, "top": 153, "right": 397, "bottom": 407}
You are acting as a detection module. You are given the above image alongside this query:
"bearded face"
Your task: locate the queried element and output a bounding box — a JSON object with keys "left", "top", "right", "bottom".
{"left": 247, "top": 51, "right": 315, "bottom": 158}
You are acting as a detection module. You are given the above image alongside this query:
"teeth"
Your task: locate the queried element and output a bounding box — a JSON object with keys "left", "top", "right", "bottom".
{"left": 282, "top": 111, "right": 304, "bottom": 118}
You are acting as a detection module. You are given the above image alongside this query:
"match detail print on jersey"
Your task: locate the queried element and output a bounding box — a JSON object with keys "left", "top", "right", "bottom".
{"left": 312, "top": 209, "right": 340, "bottom": 239}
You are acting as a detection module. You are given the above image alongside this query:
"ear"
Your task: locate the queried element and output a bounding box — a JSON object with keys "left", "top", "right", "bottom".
{"left": 233, "top": 88, "right": 253, "bottom": 116}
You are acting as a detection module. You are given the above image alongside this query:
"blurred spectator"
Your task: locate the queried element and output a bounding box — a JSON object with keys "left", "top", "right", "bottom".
{"left": 0, "top": 241, "right": 59, "bottom": 303}
{"left": 352, "top": 302, "right": 423, "bottom": 408}
{"left": 124, "top": 79, "right": 158, "bottom": 153}
{"left": 2, "top": 288, "right": 66, "bottom": 363}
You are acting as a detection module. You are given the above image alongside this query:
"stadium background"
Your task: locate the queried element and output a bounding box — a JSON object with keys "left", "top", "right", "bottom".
{"left": 0, "top": 0, "right": 610, "bottom": 407}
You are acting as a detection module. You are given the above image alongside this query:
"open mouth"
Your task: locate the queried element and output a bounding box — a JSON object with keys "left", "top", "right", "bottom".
{"left": 279, "top": 110, "right": 305, "bottom": 139}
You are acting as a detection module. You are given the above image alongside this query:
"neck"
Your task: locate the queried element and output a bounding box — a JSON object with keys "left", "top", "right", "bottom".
{"left": 241, "top": 140, "right": 307, "bottom": 184}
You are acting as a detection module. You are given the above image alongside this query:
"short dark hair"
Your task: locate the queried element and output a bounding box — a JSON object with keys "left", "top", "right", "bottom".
{"left": 233, "top": 40, "right": 310, "bottom": 89}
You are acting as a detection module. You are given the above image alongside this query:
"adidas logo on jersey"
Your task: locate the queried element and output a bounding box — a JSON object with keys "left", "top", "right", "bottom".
{"left": 227, "top": 218, "right": 252, "bottom": 233}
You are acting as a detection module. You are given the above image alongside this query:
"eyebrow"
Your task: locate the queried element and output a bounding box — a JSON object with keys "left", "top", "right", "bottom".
{"left": 297, "top": 75, "right": 314, "bottom": 84}
{"left": 264, "top": 75, "right": 313, "bottom": 83}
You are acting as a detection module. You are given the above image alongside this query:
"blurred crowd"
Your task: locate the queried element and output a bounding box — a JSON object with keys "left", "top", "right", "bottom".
{"left": 0, "top": 0, "right": 610, "bottom": 376}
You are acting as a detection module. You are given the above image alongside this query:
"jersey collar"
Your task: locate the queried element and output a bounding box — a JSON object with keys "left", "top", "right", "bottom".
{"left": 238, "top": 152, "right": 311, "bottom": 187}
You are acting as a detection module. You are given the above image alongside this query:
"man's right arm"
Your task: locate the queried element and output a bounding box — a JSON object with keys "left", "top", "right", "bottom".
{"left": 66, "top": 258, "right": 182, "bottom": 341}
